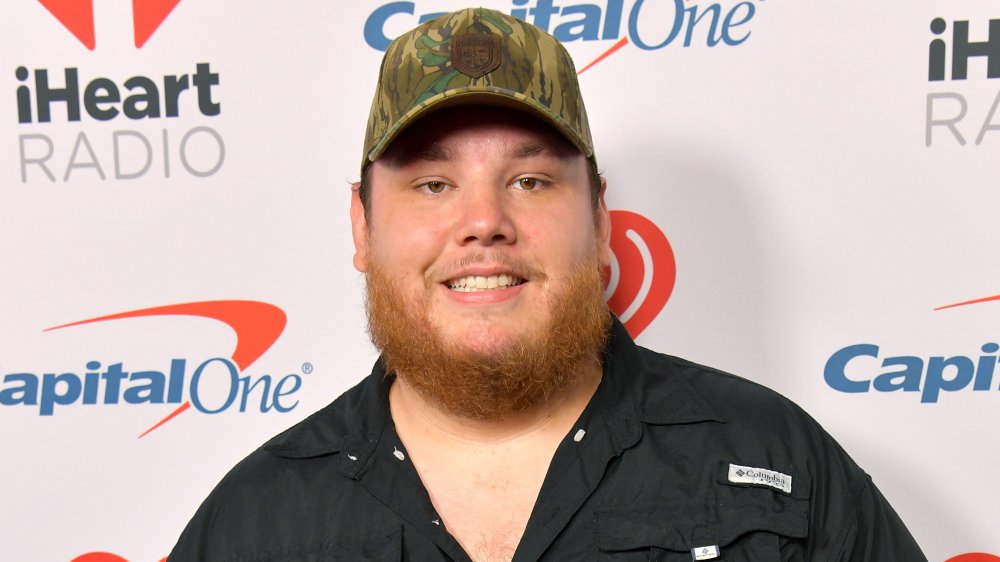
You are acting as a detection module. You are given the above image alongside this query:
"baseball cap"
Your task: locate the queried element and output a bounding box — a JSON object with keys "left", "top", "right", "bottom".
{"left": 361, "top": 7, "right": 595, "bottom": 172}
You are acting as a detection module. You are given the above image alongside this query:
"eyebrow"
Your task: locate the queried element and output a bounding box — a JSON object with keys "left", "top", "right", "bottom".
{"left": 383, "top": 144, "right": 452, "bottom": 168}
{"left": 417, "top": 145, "right": 452, "bottom": 162}
{"left": 385, "top": 138, "right": 575, "bottom": 168}
{"left": 509, "top": 141, "right": 575, "bottom": 160}
{"left": 413, "top": 142, "right": 557, "bottom": 161}
{"left": 511, "top": 142, "right": 547, "bottom": 159}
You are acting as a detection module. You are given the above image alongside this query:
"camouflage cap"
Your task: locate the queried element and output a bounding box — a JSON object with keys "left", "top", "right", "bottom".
{"left": 362, "top": 7, "right": 594, "bottom": 172}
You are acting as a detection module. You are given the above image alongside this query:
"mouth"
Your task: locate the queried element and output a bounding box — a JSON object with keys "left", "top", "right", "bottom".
{"left": 446, "top": 274, "right": 526, "bottom": 292}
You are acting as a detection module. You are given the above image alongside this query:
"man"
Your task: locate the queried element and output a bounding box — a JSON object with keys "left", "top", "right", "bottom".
{"left": 170, "top": 7, "right": 927, "bottom": 561}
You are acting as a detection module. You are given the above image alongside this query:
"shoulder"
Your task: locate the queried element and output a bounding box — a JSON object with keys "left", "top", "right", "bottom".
{"left": 621, "top": 348, "right": 929, "bottom": 559}
{"left": 168, "top": 368, "right": 392, "bottom": 560}
{"left": 264, "top": 366, "right": 389, "bottom": 459}
{"left": 199, "top": 367, "right": 389, "bottom": 506}
{"left": 637, "top": 347, "right": 821, "bottom": 439}
{"left": 632, "top": 346, "right": 870, "bottom": 499}
{"left": 167, "top": 430, "right": 362, "bottom": 560}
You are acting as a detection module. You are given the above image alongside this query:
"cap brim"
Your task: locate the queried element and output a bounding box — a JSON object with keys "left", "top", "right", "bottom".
{"left": 365, "top": 87, "right": 594, "bottom": 166}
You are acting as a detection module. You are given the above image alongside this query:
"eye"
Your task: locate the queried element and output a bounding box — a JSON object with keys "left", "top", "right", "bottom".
{"left": 513, "top": 177, "right": 542, "bottom": 191}
{"left": 420, "top": 180, "right": 447, "bottom": 194}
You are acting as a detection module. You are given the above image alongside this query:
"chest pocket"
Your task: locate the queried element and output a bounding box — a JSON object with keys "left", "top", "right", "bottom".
{"left": 595, "top": 478, "right": 809, "bottom": 562}
{"left": 233, "top": 526, "right": 402, "bottom": 562}
{"left": 321, "top": 526, "right": 402, "bottom": 562}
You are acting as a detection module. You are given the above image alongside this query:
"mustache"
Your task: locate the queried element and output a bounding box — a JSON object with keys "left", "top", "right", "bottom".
{"left": 427, "top": 252, "right": 547, "bottom": 284}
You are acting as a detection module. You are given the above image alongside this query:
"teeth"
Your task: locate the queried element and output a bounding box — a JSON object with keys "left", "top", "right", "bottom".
{"left": 447, "top": 274, "right": 524, "bottom": 292}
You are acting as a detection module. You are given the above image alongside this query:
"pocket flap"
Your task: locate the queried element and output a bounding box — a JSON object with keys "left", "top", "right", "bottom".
{"left": 323, "top": 525, "right": 403, "bottom": 561}
{"left": 597, "top": 488, "right": 808, "bottom": 553}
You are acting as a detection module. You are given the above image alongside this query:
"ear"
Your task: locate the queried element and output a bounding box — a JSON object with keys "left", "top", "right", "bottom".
{"left": 595, "top": 176, "right": 612, "bottom": 268}
{"left": 350, "top": 182, "right": 368, "bottom": 272}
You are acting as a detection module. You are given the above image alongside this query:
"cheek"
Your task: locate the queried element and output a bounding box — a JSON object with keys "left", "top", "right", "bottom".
{"left": 371, "top": 207, "right": 448, "bottom": 267}
{"left": 525, "top": 213, "right": 599, "bottom": 268}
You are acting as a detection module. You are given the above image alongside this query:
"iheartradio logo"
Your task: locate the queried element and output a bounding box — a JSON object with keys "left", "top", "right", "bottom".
{"left": 604, "top": 210, "right": 676, "bottom": 337}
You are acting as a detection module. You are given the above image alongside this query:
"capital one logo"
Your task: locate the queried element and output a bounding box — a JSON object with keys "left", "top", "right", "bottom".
{"left": 364, "top": 0, "right": 763, "bottom": 74}
{"left": 825, "top": 292, "right": 1000, "bottom": 403}
{"left": 604, "top": 209, "right": 676, "bottom": 337}
{"left": 37, "top": 0, "right": 182, "bottom": 50}
{"left": 0, "top": 300, "right": 305, "bottom": 438}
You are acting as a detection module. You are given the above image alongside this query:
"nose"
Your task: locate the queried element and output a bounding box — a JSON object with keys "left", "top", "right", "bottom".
{"left": 455, "top": 184, "right": 516, "bottom": 246}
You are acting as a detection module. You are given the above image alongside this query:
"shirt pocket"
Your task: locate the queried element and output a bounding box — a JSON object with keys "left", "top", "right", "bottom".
{"left": 595, "top": 485, "right": 809, "bottom": 562}
{"left": 250, "top": 526, "right": 402, "bottom": 562}
{"left": 322, "top": 526, "right": 403, "bottom": 561}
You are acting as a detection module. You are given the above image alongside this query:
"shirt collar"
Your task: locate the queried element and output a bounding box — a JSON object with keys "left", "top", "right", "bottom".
{"left": 587, "top": 317, "right": 725, "bottom": 454}
{"left": 264, "top": 316, "right": 724, "bottom": 461}
{"left": 263, "top": 358, "right": 391, "bottom": 461}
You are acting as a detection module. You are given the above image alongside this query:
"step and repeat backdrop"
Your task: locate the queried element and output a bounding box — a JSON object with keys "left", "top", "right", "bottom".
{"left": 1, "top": 1, "right": 997, "bottom": 561}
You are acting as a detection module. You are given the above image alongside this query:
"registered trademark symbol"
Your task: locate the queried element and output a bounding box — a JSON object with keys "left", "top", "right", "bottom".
{"left": 302, "top": 362, "right": 313, "bottom": 374}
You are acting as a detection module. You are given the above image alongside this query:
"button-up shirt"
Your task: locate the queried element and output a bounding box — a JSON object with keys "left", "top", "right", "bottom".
{"left": 169, "top": 319, "right": 927, "bottom": 561}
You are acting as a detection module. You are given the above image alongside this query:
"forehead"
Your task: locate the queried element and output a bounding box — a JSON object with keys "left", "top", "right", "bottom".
{"left": 375, "top": 105, "right": 582, "bottom": 169}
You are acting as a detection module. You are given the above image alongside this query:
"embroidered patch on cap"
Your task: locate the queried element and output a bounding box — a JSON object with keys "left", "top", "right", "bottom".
{"left": 691, "top": 545, "right": 720, "bottom": 560}
{"left": 728, "top": 463, "right": 793, "bottom": 494}
{"left": 451, "top": 20, "right": 502, "bottom": 78}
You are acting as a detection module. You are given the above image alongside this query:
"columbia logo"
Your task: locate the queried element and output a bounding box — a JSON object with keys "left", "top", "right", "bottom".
{"left": 692, "top": 544, "right": 720, "bottom": 560}
{"left": 727, "top": 463, "right": 793, "bottom": 494}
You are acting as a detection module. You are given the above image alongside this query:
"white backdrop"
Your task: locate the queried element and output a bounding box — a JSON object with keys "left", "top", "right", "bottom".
{"left": 1, "top": 1, "right": 997, "bottom": 561}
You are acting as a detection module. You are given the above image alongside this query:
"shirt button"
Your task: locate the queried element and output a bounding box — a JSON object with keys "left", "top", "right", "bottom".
{"left": 573, "top": 429, "right": 586, "bottom": 442}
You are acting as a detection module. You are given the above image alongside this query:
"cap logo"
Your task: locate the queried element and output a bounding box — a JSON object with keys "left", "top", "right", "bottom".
{"left": 451, "top": 21, "right": 501, "bottom": 78}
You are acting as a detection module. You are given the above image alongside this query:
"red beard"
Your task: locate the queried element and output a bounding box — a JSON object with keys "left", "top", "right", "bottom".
{"left": 365, "top": 255, "right": 610, "bottom": 421}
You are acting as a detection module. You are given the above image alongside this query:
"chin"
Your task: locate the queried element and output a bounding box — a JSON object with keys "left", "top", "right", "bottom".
{"left": 439, "top": 324, "right": 530, "bottom": 356}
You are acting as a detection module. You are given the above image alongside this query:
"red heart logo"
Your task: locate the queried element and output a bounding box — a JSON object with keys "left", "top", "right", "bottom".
{"left": 604, "top": 210, "right": 676, "bottom": 338}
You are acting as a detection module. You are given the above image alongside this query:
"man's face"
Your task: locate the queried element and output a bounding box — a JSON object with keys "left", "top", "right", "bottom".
{"left": 350, "top": 105, "right": 612, "bottom": 417}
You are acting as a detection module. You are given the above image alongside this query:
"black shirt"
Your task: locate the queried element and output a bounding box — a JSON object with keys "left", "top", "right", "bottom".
{"left": 169, "top": 319, "right": 927, "bottom": 561}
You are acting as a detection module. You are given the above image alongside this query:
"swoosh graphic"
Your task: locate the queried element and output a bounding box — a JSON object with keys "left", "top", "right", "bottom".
{"left": 46, "top": 300, "right": 287, "bottom": 437}
{"left": 935, "top": 294, "right": 1000, "bottom": 311}
{"left": 578, "top": 37, "right": 629, "bottom": 75}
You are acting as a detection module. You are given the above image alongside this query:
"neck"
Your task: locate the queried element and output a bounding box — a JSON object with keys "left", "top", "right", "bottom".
{"left": 389, "top": 360, "right": 603, "bottom": 447}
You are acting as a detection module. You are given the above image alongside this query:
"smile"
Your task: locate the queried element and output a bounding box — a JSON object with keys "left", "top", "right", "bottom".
{"left": 447, "top": 274, "right": 525, "bottom": 292}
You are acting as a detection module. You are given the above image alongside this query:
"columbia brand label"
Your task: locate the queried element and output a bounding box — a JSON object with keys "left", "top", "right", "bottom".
{"left": 728, "top": 463, "right": 792, "bottom": 494}
{"left": 692, "top": 545, "right": 720, "bottom": 560}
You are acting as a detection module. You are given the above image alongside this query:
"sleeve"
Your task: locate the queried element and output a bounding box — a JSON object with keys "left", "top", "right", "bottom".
{"left": 830, "top": 474, "right": 928, "bottom": 562}
{"left": 771, "top": 397, "right": 929, "bottom": 562}
{"left": 166, "top": 450, "right": 272, "bottom": 562}
{"left": 167, "top": 489, "right": 228, "bottom": 561}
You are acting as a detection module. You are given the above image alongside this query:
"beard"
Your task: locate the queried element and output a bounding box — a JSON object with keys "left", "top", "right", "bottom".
{"left": 364, "top": 253, "right": 611, "bottom": 421}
